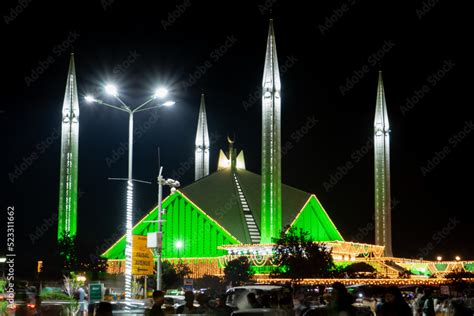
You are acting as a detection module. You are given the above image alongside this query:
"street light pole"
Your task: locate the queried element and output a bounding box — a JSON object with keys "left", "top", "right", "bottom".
{"left": 124, "top": 112, "right": 134, "bottom": 300}
{"left": 85, "top": 86, "right": 174, "bottom": 300}
{"left": 153, "top": 168, "right": 179, "bottom": 291}
{"left": 156, "top": 167, "right": 164, "bottom": 291}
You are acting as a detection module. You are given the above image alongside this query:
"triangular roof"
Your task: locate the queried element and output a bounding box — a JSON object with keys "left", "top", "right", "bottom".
{"left": 102, "top": 169, "right": 344, "bottom": 259}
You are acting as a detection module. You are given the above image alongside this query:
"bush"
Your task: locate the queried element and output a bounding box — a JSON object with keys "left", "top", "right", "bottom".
{"left": 40, "top": 292, "right": 76, "bottom": 301}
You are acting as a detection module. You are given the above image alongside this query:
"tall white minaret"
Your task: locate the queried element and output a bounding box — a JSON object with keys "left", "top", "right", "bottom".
{"left": 58, "top": 53, "right": 80, "bottom": 241}
{"left": 260, "top": 19, "right": 282, "bottom": 244}
{"left": 195, "top": 94, "right": 210, "bottom": 181}
{"left": 374, "top": 71, "right": 393, "bottom": 257}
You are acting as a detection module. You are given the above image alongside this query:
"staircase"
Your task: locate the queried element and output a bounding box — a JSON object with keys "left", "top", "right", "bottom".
{"left": 233, "top": 172, "right": 260, "bottom": 243}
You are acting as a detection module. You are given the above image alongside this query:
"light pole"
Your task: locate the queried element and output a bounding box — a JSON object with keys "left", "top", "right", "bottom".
{"left": 85, "top": 85, "right": 175, "bottom": 300}
{"left": 153, "top": 167, "right": 180, "bottom": 290}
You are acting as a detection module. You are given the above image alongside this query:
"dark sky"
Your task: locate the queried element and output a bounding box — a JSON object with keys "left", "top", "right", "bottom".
{"left": 1, "top": 0, "right": 471, "bottom": 277}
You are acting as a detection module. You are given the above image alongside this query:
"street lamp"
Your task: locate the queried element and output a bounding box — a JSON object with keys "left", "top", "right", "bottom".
{"left": 455, "top": 256, "right": 461, "bottom": 261}
{"left": 176, "top": 240, "right": 183, "bottom": 259}
{"left": 436, "top": 256, "right": 442, "bottom": 262}
{"left": 85, "top": 84, "right": 174, "bottom": 300}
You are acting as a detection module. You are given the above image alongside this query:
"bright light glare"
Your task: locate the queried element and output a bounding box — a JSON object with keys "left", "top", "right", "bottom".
{"left": 163, "top": 101, "right": 175, "bottom": 107}
{"left": 455, "top": 256, "right": 461, "bottom": 261}
{"left": 436, "top": 256, "right": 442, "bottom": 261}
{"left": 175, "top": 240, "right": 183, "bottom": 249}
{"left": 85, "top": 95, "right": 96, "bottom": 103}
{"left": 154, "top": 87, "right": 168, "bottom": 99}
{"left": 105, "top": 84, "right": 118, "bottom": 96}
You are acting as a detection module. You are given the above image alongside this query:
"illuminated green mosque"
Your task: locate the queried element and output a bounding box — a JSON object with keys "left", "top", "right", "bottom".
{"left": 92, "top": 21, "right": 473, "bottom": 279}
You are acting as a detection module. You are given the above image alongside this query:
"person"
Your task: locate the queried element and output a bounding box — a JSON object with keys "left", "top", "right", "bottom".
{"left": 176, "top": 291, "right": 199, "bottom": 314}
{"left": 246, "top": 292, "right": 262, "bottom": 309}
{"left": 95, "top": 302, "right": 113, "bottom": 316}
{"left": 451, "top": 299, "right": 472, "bottom": 316}
{"left": 77, "top": 286, "right": 87, "bottom": 315}
{"left": 413, "top": 288, "right": 424, "bottom": 316}
{"left": 214, "top": 294, "right": 233, "bottom": 316}
{"left": 149, "top": 290, "right": 165, "bottom": 316}
{"left": 377, "top": 286, "right": 412, "bottom": 316}
{"left": 196, "top": 293, "right": 213, "bottom": 314}
{"left": 421, "top": 288, "right": 435, "bottom": 316}
{"left": 327, "top": 282, "right": 356, "bottom": 316}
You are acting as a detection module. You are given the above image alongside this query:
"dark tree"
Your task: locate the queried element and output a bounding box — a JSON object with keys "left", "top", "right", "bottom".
{"left": 58, "top": 231, "right": 78, "bottom": 271}
{"left": 271, "top": 226, "right": 335, "bottom": 281}
{"left": 161, "top": 260, "right": 192, "bottom": 290}
{"left": 42, "top": 232, "right": 78, "bottom": 279}
{"left": 224, "top": 256, "right": 254, "bottom": 286}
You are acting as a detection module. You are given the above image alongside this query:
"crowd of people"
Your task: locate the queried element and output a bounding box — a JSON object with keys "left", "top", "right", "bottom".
{"left": 143, "top": 283, "right": 474, "bottom": 316}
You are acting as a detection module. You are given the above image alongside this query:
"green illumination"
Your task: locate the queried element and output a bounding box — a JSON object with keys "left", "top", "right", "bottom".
{"left": 464, "top": 263, "right": 474, "bottom": 272}
{"left": 102, "top": 191, "right": 241, "bottom": 260}
{"left": 290, "top": 196, "right": 344, "bottom": 242}
{"left": 58, "top": 55, "right": 79, "bottom": 240}
{"left": 435, "top": 263, "right": 448, "bottom": 272}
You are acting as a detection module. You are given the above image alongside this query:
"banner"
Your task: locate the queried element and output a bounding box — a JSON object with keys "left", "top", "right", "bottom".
{"left": 132, "top": 235, "right": 154, "bottom": 275}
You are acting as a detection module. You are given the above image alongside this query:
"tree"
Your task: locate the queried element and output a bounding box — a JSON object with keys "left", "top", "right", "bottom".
{"left": 42, "top": 232, "right": 79, "bottom": 279}
{"left": 445, "top": 268, "right": 474, "bottom": 293}
{"left": 271, "top": 226, "right": 335, "bottom": 281}
{"left": 161, "top": 260, "right": 192, "bottom": 290}
{"left": 339, "top": 262, "right": 376, "bottom": 278}
{"left": 58, "top": 231, "right": 79, "bottom": 272}
{"left": 224, "top": 256, "right": 254, "bottom": 286}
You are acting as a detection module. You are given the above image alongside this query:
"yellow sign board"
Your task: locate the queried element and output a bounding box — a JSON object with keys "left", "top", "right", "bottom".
{"left": 132, "top": 235, "right": 154, "bottom": 275}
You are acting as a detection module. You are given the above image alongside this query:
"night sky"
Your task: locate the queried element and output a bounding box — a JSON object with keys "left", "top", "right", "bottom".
{"left": 1, "top": 0, "right": 471, "bottom": 278}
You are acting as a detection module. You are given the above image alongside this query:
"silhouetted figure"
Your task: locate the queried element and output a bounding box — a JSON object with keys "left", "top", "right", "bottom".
{"left": 327, "top": 282, "right": 356, "bottom": 316}
{"left": 247, "top": 292, "right": 263, "bottom": 309}
{"left": 421, "top": 288, "right": 435, "bottom": 316}
{"left": 377, "top": 286, "right": 411, "bottom": 316}
{"left": 214, "top": 294, "right": 233, "bottom": 316}
{"left": 149, "top": 290, "right": 165, "bottom": 316}
{"left": 196, "top": 293, "right": 213, "bottom": 314}
{"left": 451, "top": 300, "right": 472, "bottom": 316}
{"left": 95, "top": 301, "right": 113, "bottom": 316}
{"left": 176, "top": 291, "right": 198, "bottom": 314}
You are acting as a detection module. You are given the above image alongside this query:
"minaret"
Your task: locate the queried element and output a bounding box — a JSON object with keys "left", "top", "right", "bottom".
{"left": 195, "top": 94, "right": 210, "bottom": 181}
{"left": 374, "top": 71, "right": 393, "bottom": 257}
{"left": 260, "top": 20, "right": 282, "bottom": 244}
{"left": 57, "top": 54, "right": 80, "bottom": 240}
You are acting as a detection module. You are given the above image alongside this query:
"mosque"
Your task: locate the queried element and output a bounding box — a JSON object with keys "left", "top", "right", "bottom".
{"left": 56, "top": 20, "right": 473, "bottom": 281}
